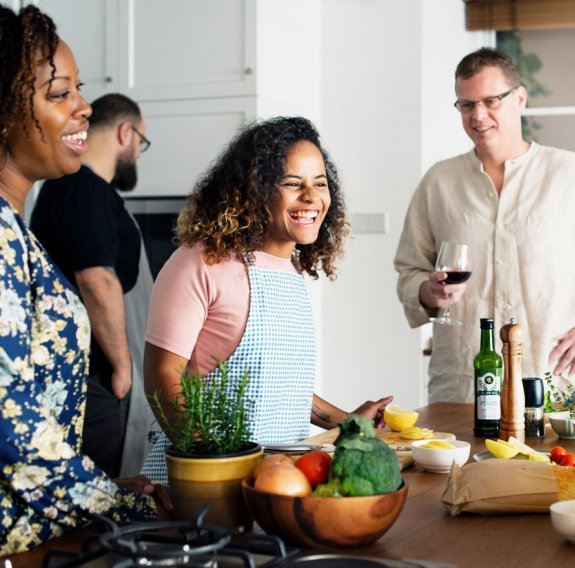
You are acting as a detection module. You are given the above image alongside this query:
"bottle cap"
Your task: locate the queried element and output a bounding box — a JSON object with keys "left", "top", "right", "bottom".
{"left": 480, "top": 318, "right": 494, "bottom": 329}
{"left": 522, "top": 377, "right": 544, "bottom": 407}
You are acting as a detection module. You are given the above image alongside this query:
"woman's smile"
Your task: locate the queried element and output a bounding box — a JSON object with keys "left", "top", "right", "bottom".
{"left": 61, "top": 129, "right": 89, "bottom": 154}
{"left": 263, "top": 140, "right": 331, "bottom": 258}
{"left": 288, "top": 209, "right": 320, "bottom": 224}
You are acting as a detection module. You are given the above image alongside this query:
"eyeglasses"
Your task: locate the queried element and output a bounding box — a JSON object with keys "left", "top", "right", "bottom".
{"left": 131, "top": 126, "right": 151, "bottom": 153}
{"left": 453, "top": 87, "right": 518, "bottom": 114}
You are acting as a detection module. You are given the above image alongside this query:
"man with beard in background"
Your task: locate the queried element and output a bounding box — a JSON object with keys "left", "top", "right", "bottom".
{"left": 31, "top": 93, "right": 155, "bottom": 479}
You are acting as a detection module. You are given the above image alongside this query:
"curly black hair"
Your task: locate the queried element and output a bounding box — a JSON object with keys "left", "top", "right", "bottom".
{"left": 0, "top": 4, "right": 58, "bottom": 158}
{"left": 176, "top": 116, "right": 350, "bottom": 279}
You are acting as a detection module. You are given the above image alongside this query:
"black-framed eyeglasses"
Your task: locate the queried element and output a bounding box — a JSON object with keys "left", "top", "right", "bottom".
{"left": 453, "top": 87, "right": 518, "bottom": 114}
{"left": 131, "top": 126, "right": 151, "bottom": 153}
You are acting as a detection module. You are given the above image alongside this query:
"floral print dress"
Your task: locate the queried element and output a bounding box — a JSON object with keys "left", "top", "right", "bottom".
{"left": 0, "top": 197, "right": 156, "bottom": 554}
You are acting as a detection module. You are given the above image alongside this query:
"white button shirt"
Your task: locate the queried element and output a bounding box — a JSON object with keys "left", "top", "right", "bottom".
{"left": 395, "top": 142, "right": 575, "bottom": 403}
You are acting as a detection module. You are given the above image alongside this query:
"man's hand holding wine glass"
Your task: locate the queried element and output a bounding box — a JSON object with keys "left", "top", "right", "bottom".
{"left": 420, "top": 271, "right": 468, "bottom": 308}
{"left": 420, "top": 242, "right": 472, "bottom": 326}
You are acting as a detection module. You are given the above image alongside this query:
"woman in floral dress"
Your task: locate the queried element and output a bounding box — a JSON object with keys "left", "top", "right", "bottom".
{"left": 0, "top": 4, "right": 171, "bottom": 554}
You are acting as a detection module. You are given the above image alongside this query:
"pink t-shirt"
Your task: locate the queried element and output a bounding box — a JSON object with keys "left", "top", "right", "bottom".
{"left": 145, "top": 245, "right": 298, "bottom": 375}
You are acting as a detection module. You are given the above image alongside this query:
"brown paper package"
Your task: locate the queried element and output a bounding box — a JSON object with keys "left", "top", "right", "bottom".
{"left": 441, "top": 460, "right": 575, "bottom": 515}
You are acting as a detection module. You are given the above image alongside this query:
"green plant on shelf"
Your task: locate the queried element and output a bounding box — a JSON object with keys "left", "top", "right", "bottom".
{"left": 151, "top": 360, "right": 253, "bottom": 455}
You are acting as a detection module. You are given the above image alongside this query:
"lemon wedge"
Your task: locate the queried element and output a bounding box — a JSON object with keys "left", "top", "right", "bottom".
{"left": 485, "top": 439, "right": 520, "bottom": 459}
{"left": 506, "top": 437, "right": 538, "bottom": 454}
{"left": 528, "top": 452, "right": 549, "bottom": 461}
{"left": 384, "top": 404, "right": 419, "bottom": 432}
{"left": 506, "top": 436, "right": 548, "bottom": 461}
{"left": 399, "top": 427, "right": 434, "bottom": 440}
{"left": 419, "top": 440, "right": 455, "bottom": 449}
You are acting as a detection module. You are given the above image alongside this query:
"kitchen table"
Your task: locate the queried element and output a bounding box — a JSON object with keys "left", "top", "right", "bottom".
{"left": 5, "top": 402, "right": 575, "bottom": 567}
{"left": 343, "top": 402, "right": 575, "bottom": 567}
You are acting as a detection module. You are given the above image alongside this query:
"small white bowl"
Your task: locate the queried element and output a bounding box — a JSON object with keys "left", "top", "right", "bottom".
{"left": 411, "top": 439, "right": 471, "bottom": 473}
{"left": 549, "top": 413, "right": 575, "bottom": 440}
{"left": 550, "top": 500, "right": 575, "bottom": 543}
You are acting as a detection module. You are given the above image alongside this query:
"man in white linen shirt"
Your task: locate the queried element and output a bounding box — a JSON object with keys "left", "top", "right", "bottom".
{"left": 394, "top": 47, "right": 575, "bottom": 403}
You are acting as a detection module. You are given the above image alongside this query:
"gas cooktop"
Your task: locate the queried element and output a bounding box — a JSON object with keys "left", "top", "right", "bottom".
{"left": 39, "top": 506, "right": 454, "bottom": 568}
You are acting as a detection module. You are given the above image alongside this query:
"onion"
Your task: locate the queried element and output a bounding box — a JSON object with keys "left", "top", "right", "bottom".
{"left": 253, "top": 454, "right": 294, "bottom": 478}
{"left": 254, "top": 463, "right": 312, "bottom": 496}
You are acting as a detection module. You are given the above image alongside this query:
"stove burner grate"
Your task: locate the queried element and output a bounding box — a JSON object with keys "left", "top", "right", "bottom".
{"left": 42, "top": 505, "right": 299, "bottom": 568}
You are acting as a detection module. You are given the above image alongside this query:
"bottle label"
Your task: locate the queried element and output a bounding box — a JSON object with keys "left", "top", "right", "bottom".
{"left": 476, "top": 372, "right": 501, "bottom": 420}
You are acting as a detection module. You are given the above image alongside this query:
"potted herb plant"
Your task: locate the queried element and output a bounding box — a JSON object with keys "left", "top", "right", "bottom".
{"left": 152, "top": 360, "right": 262, "bottom": 528}
{"left": 544, "top": 372, "right": 575, "bottom": 417}
{"left": 544, "top": 372, "right": 575, "bottom": 440}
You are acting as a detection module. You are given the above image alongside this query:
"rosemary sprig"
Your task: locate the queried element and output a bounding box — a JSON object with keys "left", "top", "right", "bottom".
{"left": 151, "top": 360, "right": 253, "bottom": 455}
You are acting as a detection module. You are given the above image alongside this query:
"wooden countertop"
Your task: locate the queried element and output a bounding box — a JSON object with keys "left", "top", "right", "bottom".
{"left": 6, "top": 403, "right": 575, "bottom": 567}
{"left": 347, "top": 402, "right": 575, "bottom": 567}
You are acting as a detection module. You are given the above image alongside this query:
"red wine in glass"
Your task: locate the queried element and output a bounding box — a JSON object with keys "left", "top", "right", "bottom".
{"left": 443, "top": 271, "right": 472, "bottom": 285}
{"left": 429, "top": 242, "right": 471, "bottom": 326}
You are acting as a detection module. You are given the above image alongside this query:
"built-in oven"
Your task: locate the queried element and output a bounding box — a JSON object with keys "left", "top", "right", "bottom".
{"left": 125, "top": 196, "right": 187, "bottom": 280}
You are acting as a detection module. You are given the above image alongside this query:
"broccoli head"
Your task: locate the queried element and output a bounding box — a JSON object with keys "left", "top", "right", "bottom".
{"left": 313, "top": 413, "right": 402, "bottom": 497}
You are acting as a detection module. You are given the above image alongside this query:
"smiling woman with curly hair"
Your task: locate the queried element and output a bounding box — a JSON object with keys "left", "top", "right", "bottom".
{"left": 176, "top": 116, "right": 348, "bottom": 279}
{"left": 141, "top": 116, "right": 394, "bottom": 485}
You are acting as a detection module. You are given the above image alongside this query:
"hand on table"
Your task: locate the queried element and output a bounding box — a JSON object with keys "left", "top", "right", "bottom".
{"left": 419, "top": 272, "right": 467, "bottom": 310}
{"left": 115, "top": 474, "right": 174, "bottom": 519}
{"left": 351, "top": 395, "right": 394, "bottom": 429}
{"left": 549, "top": 326, "right": 575, "bottom": 379}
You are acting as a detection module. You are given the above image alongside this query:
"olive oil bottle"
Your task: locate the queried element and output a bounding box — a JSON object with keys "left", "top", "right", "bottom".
{"left": 474, "top": 318, "right": 503, "bottom": 437}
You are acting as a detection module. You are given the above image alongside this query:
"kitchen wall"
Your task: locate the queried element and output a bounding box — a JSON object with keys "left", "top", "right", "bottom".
{"left": 31, "top": 0, "right": 490, "bottom": 414}
{"left": 315, "top": 0, "right": 488, "bottom": 413}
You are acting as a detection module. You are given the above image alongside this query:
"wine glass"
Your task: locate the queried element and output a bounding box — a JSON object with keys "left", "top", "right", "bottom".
{"left": 429, "top": 242, "right": 471, "bottom": 326}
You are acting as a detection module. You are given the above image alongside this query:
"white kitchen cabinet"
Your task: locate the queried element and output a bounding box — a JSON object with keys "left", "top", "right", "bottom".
{"left": 40, "top": 0, "right": 255, "bottom": 103}
{"left": 117, "top": 0, "right": 256, "bottom": 101}
{"left": 136, "top": 97, "right": 253, "bottom": 197}
{"left": 39, "top": 0, "right": 320, "bottom": 196}
{"left": 37, "top": 0, "right": 118, "bottom": 104}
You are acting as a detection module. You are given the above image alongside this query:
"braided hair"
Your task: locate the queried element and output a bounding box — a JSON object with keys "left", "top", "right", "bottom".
{"left": 0, "top": 4, "right": 59, "bottom": 156}
{"left": 176, "top": 116, "right": 350, "bottom": 280}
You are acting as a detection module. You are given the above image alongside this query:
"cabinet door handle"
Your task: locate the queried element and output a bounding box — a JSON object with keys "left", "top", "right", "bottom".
{"left": 105, "top": 76, "right": 113, "bottom": 83}
{"left": 244, "top": 67, "right": 253, "bottom": 75}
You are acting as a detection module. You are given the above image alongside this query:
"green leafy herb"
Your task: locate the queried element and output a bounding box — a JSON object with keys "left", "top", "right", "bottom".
{"left": 543, "top": 390, "right": 554, "bottom": 414}
{"left": 543, "top": 371, "right": 575, "bottom": 419}
{"left": 152, "top": 360, "right": 253, "bottom": 455}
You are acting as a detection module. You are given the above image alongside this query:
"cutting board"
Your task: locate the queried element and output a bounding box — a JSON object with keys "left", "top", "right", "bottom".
{"left": 303, "top": 428, "right": 456, "bottom": 471}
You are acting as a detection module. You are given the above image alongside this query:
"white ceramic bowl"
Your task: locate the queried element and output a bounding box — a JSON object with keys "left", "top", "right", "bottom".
{"left": 549, "top": 413, "right": 575, "bottom": 440}
{"left": 411, "top": 439, "right": 471, "bottom": 473}
{"left": 550, "top": 500, "right": 575, "bottom": 543}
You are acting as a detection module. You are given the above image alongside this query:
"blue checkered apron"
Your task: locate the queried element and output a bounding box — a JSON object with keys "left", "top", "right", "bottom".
{"left": 141, "top": 262, "right": 316, "bottom": 484}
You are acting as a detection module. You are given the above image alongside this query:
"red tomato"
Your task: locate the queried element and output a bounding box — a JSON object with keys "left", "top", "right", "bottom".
{"left": 550, "top": 446, "right": 567, "bottom": 464}
{"left": 560, "top": 453, "right": 575, "bottom": 467}
{"left": 295, "top": 451, "right": 332, "bottom": 487}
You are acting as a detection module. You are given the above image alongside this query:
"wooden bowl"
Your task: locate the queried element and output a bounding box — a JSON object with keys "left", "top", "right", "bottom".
{"left": 242, "top": 476, "right": 408, "bottom": 549}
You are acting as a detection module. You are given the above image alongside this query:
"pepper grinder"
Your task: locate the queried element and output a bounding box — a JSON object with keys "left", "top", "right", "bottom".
{"left": 500, "top": 318, "right": 525, "bottom": 442}
{"left": 522, "top": 377, "right": 545, "bottom": 438}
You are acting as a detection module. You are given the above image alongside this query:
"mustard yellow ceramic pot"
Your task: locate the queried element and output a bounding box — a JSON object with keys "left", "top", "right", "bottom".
{"left": 166, "top": 443, "right": 263, "bottom": 529}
